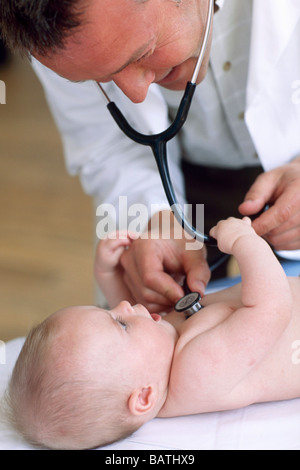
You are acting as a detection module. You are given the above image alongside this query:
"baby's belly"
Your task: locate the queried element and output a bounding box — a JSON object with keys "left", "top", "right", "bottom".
{"left": 225, "top": 324, "right": 300, "bottom": 407}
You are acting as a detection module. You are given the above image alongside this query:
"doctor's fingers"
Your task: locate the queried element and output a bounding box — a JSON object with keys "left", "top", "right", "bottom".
{"left": 120, "top": 248, "right": 184, "bottom": 312}
{"left": 239, "top": 170, "right": 281, "bottom": 220}
{"left": 251, "top": 183, "right": 300, "bottom": 238}
{"left": 240, "top": 161, "right": 300, "bottom": 217}
{"left": 182, "top": 249, "right": 211, "bottom": 296}
{"left": 262, "top": 210, "right": 300, "bottom": 251}
{"left": 123, "top": 268, "right": 184, "bottom": 313}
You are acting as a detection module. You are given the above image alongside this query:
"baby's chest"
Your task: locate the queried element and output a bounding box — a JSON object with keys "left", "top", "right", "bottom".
{"left": 179, "top": 301, "right": 238, "bottom": 337}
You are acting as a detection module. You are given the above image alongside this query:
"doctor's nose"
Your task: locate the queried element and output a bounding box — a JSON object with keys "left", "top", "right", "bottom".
{"left": 113, "top": 64, "right": 155, "bottom": 103}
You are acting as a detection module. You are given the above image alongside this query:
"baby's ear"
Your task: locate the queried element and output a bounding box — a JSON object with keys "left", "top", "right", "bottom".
{"left": 128, "top": 386, "right": 156, "bottom": 416}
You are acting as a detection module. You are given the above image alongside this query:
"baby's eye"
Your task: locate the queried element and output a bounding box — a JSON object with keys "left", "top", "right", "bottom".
{"left": 116, "top": 316, "right": 128, "bottom": 330}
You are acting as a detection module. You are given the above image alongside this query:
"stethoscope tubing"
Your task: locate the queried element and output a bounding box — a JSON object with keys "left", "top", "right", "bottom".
{"left": 104, "top": 82, "right": 218, "bottom": 246}
{"left": 96, "top": 0, "right": 221, "bottom": 253}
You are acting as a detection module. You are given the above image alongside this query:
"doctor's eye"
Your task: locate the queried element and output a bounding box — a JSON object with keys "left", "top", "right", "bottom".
{"left": 136, "top": 47, "right": 155, "bottom": 63}
{"left": 116, "top": 316, "right": 128, "bottom": 330}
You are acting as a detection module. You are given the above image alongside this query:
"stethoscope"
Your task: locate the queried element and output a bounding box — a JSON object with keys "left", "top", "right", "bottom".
{"left": 96, "top": 0, "right": 216, "bottom": 248}
{"left": 95, "top": 0, "right": 226, "bottom": 317}
{"left": 175, "top": 290, "right": 203, "bottom": 319}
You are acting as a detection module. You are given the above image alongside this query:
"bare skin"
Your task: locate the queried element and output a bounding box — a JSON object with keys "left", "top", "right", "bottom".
{"left": 95, "top": 218, "right": 300, "bottom": 418}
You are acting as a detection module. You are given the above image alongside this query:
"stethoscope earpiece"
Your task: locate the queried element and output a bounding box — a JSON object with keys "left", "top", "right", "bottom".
{"left": 175, "top": 292, "right": 203, "bottom": 319}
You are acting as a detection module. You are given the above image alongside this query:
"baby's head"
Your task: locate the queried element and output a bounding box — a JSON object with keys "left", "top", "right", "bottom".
{"left": 6, "top": 302, "right": 177, "bottom": 450}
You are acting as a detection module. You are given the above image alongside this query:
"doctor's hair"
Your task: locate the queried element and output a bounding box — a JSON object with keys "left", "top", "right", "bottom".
{"left": 0, "top": 0, "right": 85, "bottom": 57}
{"left": 0, "top": 0, "right": 199, "bottom": 58}
{"left": 0, "top": 0, "right": 153, "bottom": 58}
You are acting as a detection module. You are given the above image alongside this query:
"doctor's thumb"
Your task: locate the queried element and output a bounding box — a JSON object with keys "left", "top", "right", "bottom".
{"left": 239, "top": 197, "right": 266, "bottom": 218}
{"left": 184, "top": 261, "right": 211, "bottom": 297}
{"left": 239, "top": 171, "right": 276, "bottom": 217}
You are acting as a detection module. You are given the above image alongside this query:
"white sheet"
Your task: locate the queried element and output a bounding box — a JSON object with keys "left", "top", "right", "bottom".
{"left": 1, "top": 262, "right": 299, "bottom": 451}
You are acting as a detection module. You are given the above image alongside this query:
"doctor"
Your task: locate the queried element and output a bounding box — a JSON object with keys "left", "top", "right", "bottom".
{"left": 1, "top": 0, "right": 300, "bottom": 311}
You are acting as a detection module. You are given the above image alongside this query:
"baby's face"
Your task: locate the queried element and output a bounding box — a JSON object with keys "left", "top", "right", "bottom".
{"left": 52, "top": 302, "right": 177, "bottom": 386}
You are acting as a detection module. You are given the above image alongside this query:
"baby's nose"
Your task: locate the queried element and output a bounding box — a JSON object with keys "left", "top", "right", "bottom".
{"left": 118, "top": 300, "right": 135, "bottom": 314}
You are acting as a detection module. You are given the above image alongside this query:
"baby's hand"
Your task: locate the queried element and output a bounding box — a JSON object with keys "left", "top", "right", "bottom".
{"left": 209, "top": 217, "right": 256, "bottom": 254}
{"left": 95, "top": 231, "right": 139, "bottom": 274}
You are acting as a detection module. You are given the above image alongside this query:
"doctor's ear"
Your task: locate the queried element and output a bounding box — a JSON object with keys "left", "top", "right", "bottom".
{"left": 128, "top": 386, "right": 156, "bottom": 416}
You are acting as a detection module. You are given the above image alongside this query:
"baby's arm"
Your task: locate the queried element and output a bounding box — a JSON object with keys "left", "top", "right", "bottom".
{"left": 94, "top": 231, "right": 138, "bottom": 307}
{"left": 210, "top": 217, "right": 291, "bottom": 311}
{"left": 167, "top": 218, "right": 293, "bottom": 408}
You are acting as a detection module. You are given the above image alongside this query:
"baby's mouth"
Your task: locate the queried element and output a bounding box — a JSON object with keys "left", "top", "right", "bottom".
{"left": 150, "top": 313, "right": 161, "bottom": 322}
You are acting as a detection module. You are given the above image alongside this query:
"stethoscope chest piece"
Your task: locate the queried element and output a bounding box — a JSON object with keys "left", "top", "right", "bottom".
{"left": 175, "top": 292, "right": 203, "bottom": 319}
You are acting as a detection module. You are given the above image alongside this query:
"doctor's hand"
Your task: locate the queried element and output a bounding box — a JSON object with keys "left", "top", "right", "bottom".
{"left": 239, "top": 157, "right": 300, "bottom": 250}
{"left": 119, "top": 211, "right": 211, "bottom": 313}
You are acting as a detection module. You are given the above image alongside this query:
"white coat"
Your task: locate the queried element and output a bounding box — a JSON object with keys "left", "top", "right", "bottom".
{"left": 32, "top": 0, "right": 300, "bottom": 258}
{"left": 246, "top": 0, "right": 300, "bottom": 172}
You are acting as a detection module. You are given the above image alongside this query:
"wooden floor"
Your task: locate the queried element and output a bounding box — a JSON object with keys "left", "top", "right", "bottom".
{"left": 0, "top": 55, "right": 94, "bottom": 342}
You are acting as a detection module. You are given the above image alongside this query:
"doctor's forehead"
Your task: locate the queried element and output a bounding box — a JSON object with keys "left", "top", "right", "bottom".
{"left": 34, "top": 0, "right": 158, "bottom": 78}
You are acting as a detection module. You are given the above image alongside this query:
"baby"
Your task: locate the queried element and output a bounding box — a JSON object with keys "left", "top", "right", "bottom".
{"left": 5, "top": 218, "right": 300, "bottom": 450}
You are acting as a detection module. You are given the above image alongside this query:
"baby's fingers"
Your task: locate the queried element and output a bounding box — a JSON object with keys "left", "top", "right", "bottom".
{"left": 209, "top": 225, "right": 218, "bottom": 240}
{"left": 107, "top": 230, "right": 139, "bottom": 242}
